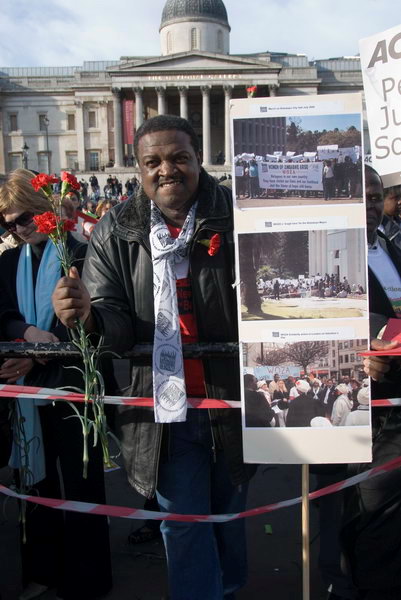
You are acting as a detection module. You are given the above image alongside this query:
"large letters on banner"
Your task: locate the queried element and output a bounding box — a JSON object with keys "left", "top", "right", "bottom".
{"left": 258, "top": 161, "right": 323, "bottom": 191}
{"left": 360, "top": 24, "right": 401, "bottom": 187}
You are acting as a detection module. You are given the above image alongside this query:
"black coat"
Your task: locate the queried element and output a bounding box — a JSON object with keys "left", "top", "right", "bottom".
{"left": 0, "top": 234, "right": 87, "bottom": 389}
{"left": 286, "top": 392, "right": 320, "bottom": 427}
{"left": 82, "top": 170, "right": 255, "bottom": 498}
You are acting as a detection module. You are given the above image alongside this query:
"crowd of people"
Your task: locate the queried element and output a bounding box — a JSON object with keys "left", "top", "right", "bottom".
{"left": 77, "top": 174, "right": 140, "bottom": 203}
{"left": 257, "top": 273, "right": 365, "bottom": 300}
{"left": 0, "top": 114, "right": 400, "bottom": 600}
{"left": 244, "top": 372, "right": 369, "bottom": 428}
{"left": 235, "top": 154, "right": 362, "bottom": 200}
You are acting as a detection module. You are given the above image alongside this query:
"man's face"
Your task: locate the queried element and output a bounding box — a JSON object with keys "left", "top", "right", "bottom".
{"left": 365, "top": 170, "right": 384, "bottom": 243}
{"left": 383, "top": 188, "right": 401, "bottom": 218}
{"left": 274, "top": 374, "right": 280, "bottom": 382}
{"left": 137, "top": 129, "right": 201, "bottom": 223}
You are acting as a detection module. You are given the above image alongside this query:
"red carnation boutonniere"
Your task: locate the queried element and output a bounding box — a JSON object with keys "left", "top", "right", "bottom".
{"left": 198, "top": 233, "right": 221, "bottom": 256}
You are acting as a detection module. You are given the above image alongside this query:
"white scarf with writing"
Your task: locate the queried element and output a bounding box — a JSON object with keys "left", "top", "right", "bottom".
{"left": 149, "top": 201, "right": 197, "bottom": 423}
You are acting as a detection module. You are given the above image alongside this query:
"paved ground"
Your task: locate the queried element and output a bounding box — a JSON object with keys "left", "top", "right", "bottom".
{"left": 0, "top": 460, "right": 329, "bottom": 600}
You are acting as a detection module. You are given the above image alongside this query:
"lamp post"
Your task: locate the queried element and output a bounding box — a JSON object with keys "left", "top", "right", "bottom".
{"left": 43, "top": 116, "right": 51, "bottom": 174}
{"left": 22, "top": 142, "right": 29, "bottom": 169}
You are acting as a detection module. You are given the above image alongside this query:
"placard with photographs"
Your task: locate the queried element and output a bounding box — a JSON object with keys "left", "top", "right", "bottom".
{"left": 231, "top": 93, "right": 371, "bottom": 464}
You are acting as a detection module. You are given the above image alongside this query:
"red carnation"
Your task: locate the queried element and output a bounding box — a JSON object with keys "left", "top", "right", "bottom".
{"left": 198, "top": 233, "right": 221, "bottom": 256}
{"left": 61, "top": 171, "right": 80, "bottom": 191}
{"left": 208, "top": 233, "right": 221, "bottom": 256}
{"left": 33, "top": 211, "right": 58, "bottom": 234}
{"left": 31, "top": 173, "right": 59, "bottom": 192}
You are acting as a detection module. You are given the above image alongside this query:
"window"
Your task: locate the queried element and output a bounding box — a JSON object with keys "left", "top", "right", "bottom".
{"left": 9, "top": 153, "right": 22, "bottom": 170}
{"left": 67, "top": 113, "right": 76, "bottom": 131}
{"left": 344, "top": 355, "right": 349, "bottom": 363}
{"left": 167, "top": 31, "right": 173, "bottom": 54}
{"left": 217, "top": 29, "right": 223, "bottom": 53}
{"left": 334, "top": 250, "right": 340, "bottom": 258}
{"left": 66, "top": 151, "right": 78, "bottom": 170}
{"left": 38, "top": 152, "right": 49, "bottom": 173}
{"left": 88, "top": 110, "right": 97, "bottom": 128}
{"left": 191, "top": 28, "right": 198, "bottom": 50}
{"left": 340, "top": 356, "right": 343, "bottom": 364}
{"left": 39, "top": 114, "right": 48, "bottom": 131}
{"left": 338, "top": 343, "right": 343, "bottom": 350}
{"left": 349, "top": 340, "right": 353, "bottom": 348}
{"left": 344, "top": 341, "right": 348, "bottom": 349}
{"left": 350, "top": 354, "right": 355, "bottom": 362}
{"left": 333, "top": 359, "right": 336, "bottom": 367}
{"left": 89, "top": 151, "right": 99, "bottom": 171}
{"left": 9, "top": 113, "right": 18, "bottom": 132}
{"left": 332, "top": 350, "right": 335, "bottom": 357}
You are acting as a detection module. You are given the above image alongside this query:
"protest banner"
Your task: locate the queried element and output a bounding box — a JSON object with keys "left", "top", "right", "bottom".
{"left": 360, "top": 24, "right": 401, "bottom": 187}
{"left": 317, "top": 144, "right": 338, "bottom": 160}
{"left": 258, "top": 161, "right": 323, "bottom": 191}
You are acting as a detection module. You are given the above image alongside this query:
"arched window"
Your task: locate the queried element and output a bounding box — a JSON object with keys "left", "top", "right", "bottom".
{"left": 217, "top": 29, "right": 223, "bottom": 53}
{"left": 191, "top": 28, "right": 198, "bottom": 50}
{"left": 167, "top": 31, "right": 172, "bottom": 54}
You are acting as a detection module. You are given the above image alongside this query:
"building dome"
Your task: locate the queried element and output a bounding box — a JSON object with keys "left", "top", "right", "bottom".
{"left": 161, "top": 0, "right": 230, "bottom": 29}
{"left": 160, "top": 0, "right": 230, "bottom": 55}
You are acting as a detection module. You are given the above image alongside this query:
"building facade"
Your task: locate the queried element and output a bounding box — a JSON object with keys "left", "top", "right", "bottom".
{"left": 0, "top": 0, "right": 363, "bottom": 178}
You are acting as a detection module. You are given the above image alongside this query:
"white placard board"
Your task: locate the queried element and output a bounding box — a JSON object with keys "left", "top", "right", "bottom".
{"left": 231, "top": 92, "right": 370, "bottom": 464}
{"left": 360, "top": 24, "right": 401, "bottom": 187}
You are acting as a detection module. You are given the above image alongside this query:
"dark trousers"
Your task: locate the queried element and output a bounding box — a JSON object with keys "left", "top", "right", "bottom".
{"left": 20, "top": 401, "right": 112, "bottom": 599}
{"left": 341, "top": 408, "right": 401, "bottom": 599}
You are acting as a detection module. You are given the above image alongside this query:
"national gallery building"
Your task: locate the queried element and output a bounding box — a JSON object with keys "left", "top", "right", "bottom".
{"left": 0, "top": 0, "right": 363, "bottom": 178}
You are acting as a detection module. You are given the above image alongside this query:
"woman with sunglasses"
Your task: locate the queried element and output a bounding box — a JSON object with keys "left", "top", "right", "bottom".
{"left": 0, "top": 169, "right": 112, "bottom": 600}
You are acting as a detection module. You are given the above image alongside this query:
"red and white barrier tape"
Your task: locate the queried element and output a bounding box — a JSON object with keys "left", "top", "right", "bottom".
{"left": 1, "top": 455, "right": 401, "bottom": 522}
{"left": 0, "top": 384, "right": 399, "bottom": 408}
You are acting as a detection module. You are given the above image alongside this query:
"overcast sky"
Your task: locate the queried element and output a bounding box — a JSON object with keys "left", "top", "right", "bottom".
{"left": 1, "top": 0, "right": 400, "bottom": 67}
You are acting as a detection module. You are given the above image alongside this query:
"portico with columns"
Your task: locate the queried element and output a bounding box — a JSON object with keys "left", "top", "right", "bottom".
{"left": 108, "top": 52, "right": 281, "bottom": 167}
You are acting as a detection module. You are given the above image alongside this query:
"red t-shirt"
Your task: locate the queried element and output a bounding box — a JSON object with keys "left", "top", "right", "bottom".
{"left": 167, "top": 225, "right": 206, "bottom": 396}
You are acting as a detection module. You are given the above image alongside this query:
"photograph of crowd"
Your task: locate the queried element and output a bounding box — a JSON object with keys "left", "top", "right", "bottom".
{"left": 238, "top": 229, "right": 367, "bottom": 320}
{"left": 243, "top": 340, "right": 369, "bottom": 428}
{"left": 233, "top": 113, "right": 363, "bottom": 208}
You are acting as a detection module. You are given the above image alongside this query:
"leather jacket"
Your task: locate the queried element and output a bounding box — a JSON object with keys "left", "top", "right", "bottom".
{"left": 83, "top": 170, "right": 255, "bottom": 498}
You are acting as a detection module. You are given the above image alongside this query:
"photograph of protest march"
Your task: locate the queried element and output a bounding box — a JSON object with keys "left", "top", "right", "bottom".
{"left": 238, "top": 228, "right": 367, "bottom": 320}
{"left": 233, "top": 113, "right": 363, "bottom": 208}
{"left": 242, "top": 339, "right": 369, "bottom": 428}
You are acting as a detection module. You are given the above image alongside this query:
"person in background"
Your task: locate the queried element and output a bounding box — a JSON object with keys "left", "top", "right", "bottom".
{"left": 0, "top": 168, "right": 112, "bottom": 600}
{"left": 379, "top": 184, "right": 401, "bottom": 252}
{"left": 341, "top": 165, "right": 401, "bottom": 600}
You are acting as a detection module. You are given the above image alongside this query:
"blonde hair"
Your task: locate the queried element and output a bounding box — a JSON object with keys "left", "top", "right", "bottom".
{"left": 0, "top": 169, "right": 52, "bottom": 217}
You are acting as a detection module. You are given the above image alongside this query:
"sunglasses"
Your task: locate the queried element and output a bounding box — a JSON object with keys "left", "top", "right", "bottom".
{"left": 3, "top": 211, "right": 34, "bottom": 232}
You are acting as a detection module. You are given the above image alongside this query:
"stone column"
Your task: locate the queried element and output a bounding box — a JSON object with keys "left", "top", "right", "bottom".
{"left": 74, "top": 100, "right": 86, "bottom": 171}
{"left": 178, "top": 86, "right": 188, "bottom": 120}
{"left": 156, "top": 87, "right": 167, "bottom": 115}
{"left": 134, "top": 86, "right": 144, "bottom": 130}
{"left": 201, "top": 86, "right": 211, "bottom": 165}
{"left": 112, "top": 87, "right": 124, "bottom": 168}
{"left": 223, "top": 85, "right": 232, "bottom": 166}
{"left": 269, "top": 84, "right": 279, "bottom": 97}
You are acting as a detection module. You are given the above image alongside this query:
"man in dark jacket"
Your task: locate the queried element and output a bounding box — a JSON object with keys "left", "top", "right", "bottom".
{"left": 53, "top": 115, "right": 254, "bottom": 600}
{"left": 340, "top": 165, "right": 401, "bottom": 600}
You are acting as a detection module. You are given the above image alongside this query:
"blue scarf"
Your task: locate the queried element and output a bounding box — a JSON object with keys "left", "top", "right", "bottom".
{"left": 9, "top": 240, "right": 61, "bottom": 485}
